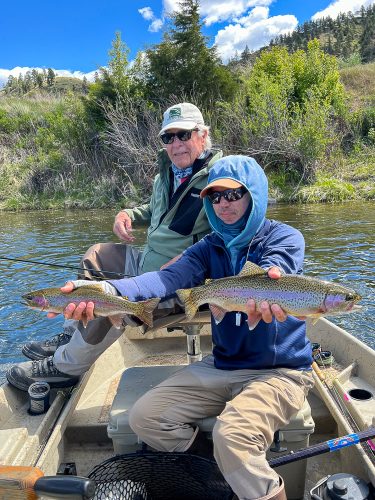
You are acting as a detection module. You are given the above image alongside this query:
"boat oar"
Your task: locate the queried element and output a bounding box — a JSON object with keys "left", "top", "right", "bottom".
{"left": 0, "top": 465, "right": 96, "bottom": 499}
{"left": 268, "top": 427, "right": 375, "bottom": 468}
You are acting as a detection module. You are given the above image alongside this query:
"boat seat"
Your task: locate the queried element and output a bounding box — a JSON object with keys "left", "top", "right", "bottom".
{"left": 143, "top": 312, "right": 211, "bottom": 363}
{"left": 107, "top": 364, "right": 315, "bottom": 455}
{"left": 144, "top": 310, "right": 212, "bottom": 333}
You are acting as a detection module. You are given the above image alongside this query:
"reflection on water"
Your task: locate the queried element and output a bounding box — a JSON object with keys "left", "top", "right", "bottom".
{"left": 0, "top": 203, "right": 374, "bottom": 381}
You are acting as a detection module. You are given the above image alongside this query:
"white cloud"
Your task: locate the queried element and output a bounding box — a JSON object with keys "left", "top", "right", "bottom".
{"left": 143, "top": 0, "right": 274, "bottom": 31}
{"left": 162, "top": 0, "right": 273, "bottom": 25}
{"left": 200, "top": 0, "right": 273, "bottom": 26}
{"left": 139, "top": 5, "right": 164, "bottom": 32}
{"left": 0, "top": 67, "right": 97, "bottom": 88}
{"left": 138, "top": 7, "right": 154, "bottom": 21}
{"left": 312, "top": 0, "right": 375, "bottom": 20}
{"left": 214, "top": 8, "right": 298, "bottom": 62}
{"left": 149, "top": 18, "right": 164, "bottom": 32}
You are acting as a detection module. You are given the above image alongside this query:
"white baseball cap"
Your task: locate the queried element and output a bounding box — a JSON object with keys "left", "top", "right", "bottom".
{"left": 159, "top": 103, "right": 205, "bottom": 135}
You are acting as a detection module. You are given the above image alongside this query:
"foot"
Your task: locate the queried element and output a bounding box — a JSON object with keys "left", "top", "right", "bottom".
{"left": 6, "top": 356, "right": 79, "bottom": 392}
{"left": 22, "top": 331, "right": 73, "bottom": 360}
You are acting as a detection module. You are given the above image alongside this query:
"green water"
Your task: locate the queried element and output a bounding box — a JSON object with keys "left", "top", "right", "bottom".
{"left": 0, "top": 202, "right": 374, "bottom": 381}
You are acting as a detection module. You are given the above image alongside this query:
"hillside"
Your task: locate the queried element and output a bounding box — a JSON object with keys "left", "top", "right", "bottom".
{"left": 269, "top": 5, "right": 375, "bottom": 64}
{"left": 339, "top": 62, "right": 375, "bottom": 108}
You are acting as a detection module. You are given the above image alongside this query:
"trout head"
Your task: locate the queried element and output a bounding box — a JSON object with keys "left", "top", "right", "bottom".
{"left": 323, "top": 284, "right": 362, "bottom": 314}
{"left": 22, "top": 291, "right": 49, "bottom": 310}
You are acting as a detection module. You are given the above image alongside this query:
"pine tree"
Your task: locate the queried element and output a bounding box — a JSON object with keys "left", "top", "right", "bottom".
{"left": 145, "top": 0, "right": 237, "bottom": 106}
{"left": 360, "top": 5, "right": 375, "bottom": 62}
{"left": 240, "top": 45, "right": 252, "bottom": 64}
{"left": 3, "top": 75, "right": 18, "bottom": 95}
{"left": 82, "top": 76, "right": 89, "bottom": 94}
{"left": 46, "top": 68, "right": 56, "bottom": 87}
{"left": 107, "top": 31, "right": 131, "bottom": 95}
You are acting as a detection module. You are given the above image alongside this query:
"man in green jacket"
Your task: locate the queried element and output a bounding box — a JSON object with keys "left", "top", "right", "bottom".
{"left": 8, "top": 102, "right": 222, "bottom": 391}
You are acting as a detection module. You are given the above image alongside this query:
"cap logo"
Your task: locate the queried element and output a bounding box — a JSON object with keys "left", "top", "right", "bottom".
{"left": 169, "top": 108, "right": 181, "bottom": 119}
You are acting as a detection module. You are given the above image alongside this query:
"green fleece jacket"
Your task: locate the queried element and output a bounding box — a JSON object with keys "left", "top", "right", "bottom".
{"left": 124, "top": 148, "right": 223, "bottom": 273}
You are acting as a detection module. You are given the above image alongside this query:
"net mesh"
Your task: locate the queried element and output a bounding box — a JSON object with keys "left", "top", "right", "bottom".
{"left": 89, "top": 452, "right": 233, "bottom": 500}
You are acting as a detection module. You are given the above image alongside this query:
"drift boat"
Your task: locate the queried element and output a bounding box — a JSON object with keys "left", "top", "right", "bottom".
{"left": 0, "top": 315, "right": 374, "bottom": 499}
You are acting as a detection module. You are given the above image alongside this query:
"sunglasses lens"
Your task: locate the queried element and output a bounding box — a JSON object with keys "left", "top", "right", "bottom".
{"left": 177, "top": 130, "right": 191, "bottom": 141}
{"left": 207, "top": 192, "right": 221, "bottom": 204}
{"left": 160, "top": 129, "right": 197, "bottom": 145}
{"left": 208, "top": 187, "right": 246, "bottom": 204}
{"left": 227, "top": 190, "right": 241, "bottom": 201}
{"left": 160, "top": 133, "right": 174, "bottom": 145}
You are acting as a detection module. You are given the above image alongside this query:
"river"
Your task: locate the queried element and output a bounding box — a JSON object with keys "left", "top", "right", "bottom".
{"left": 0, "top": 202, "right": 374, "bottom": 382}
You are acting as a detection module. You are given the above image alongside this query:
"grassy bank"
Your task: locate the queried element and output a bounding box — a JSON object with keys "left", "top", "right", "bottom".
{"left": 0, "top": 62, "right": 374, "bottom": 210}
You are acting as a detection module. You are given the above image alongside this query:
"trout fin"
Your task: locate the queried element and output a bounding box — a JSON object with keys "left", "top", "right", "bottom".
{"left": 209, "top": 305, "right": 227, "bottom": 324}
{"left": 135, "top": 298, "right": 161, "bottom": 328}
{"left": 176, "top": 288, "right": 197, "bottom": 321}
{"left": 237, "top": 261, "right": 266, "bottom": 278}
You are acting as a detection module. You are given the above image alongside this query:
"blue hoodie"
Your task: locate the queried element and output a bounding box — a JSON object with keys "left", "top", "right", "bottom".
{"left": 111, "top": 156, "right": 312, "bottom": 371}
{"left": 203, "top": 156, "right": 268, "bottom": 274}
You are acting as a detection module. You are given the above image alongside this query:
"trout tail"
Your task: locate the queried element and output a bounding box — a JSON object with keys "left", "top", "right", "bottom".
{"left": 136, "top": 298, "right": 160, "bottom": 327}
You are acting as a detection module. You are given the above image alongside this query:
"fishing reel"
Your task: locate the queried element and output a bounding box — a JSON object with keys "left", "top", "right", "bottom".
{"left": 310, "top": 473, "right": 374, "bottom": 499}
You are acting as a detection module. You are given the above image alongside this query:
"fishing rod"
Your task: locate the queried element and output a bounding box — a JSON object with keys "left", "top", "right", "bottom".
{"left": 0, "top": 255, "right": 135, "bottom": 279}
{"left": 312, "top": 361, "right": 375, "bottom": 465}
{"left": 268, "top": 427, "right": 375, "bottom": 468}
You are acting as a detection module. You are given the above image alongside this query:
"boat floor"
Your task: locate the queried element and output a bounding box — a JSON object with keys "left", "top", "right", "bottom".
{"left": 61, "top": 351, "right": 341, "bottom": 499}
{"left": 62, "top": 433, "right": 341, "bottom": 499}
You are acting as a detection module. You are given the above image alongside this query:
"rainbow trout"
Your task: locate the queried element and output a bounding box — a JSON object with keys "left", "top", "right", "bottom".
{"left": 22, "top": 284, "right": 160, "bottom": 328}
{"left": 176, "top": 262, "right": 362, "bottom": 329}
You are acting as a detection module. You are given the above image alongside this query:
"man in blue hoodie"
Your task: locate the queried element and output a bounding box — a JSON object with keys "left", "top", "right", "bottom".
{"left": 25, "top": 156, "right": 314, "bottom": 500}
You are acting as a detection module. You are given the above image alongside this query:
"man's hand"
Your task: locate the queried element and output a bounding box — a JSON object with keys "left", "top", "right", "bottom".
{"left": 245, "top": 266, "right": 288, "bottom": 329}
{"left": 113, "top": 210, "right": 135, "bottom": 242}
{"left": 46, "top": 281, "right": 95, "bottom": 322}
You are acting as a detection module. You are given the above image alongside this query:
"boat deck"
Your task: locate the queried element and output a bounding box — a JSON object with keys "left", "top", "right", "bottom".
{"left": 60, "top": 346, "right": 340, "bottom": 499}
{"left": 2, "top": 318, "right": 374, "bottom": 499}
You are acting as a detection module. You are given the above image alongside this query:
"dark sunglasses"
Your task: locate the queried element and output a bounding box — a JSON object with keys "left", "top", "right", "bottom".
{"left": 207, "top": 186, "right": 247, "bottom": 204}
{"left": 160, "top": 128, "right": 198, "bottom": 145}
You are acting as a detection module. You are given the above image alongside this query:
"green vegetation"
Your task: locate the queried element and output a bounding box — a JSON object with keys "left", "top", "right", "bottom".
{"left": 0, "top": 0, "right": 374, "bottom": 210}
{"left": 269, "top": 5, "right": 375, "bottom": 65}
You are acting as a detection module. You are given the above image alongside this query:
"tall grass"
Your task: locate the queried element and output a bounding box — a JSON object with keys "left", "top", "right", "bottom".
{"left": 0, "top": 94, "right": 138, "bottom": 209}
{"left": 340, "top": 62, "right": 375, "bottom": 109}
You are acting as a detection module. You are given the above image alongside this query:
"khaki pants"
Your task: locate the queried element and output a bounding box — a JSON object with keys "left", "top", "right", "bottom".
{"left": 128, "top": 355, "right": 314, "bottom": 500}
{"left": 54, "top": 242, "right": 183, "bottom": 375}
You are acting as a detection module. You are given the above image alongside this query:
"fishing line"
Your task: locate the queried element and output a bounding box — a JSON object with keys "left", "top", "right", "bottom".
{"left": 0, "top": 256, "right": 136, "bottom": 279}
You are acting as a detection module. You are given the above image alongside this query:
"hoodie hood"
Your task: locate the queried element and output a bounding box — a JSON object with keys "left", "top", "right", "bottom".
{"left": 203, "top": 155, "right": 268, "bottom": 256}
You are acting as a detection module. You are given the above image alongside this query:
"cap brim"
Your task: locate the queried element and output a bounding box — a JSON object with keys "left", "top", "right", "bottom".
{"left": 159, "top": 120, "right": 198, "bottom": 136}
{"left": 200, "top": 179, "right": 243, "bottom": 198}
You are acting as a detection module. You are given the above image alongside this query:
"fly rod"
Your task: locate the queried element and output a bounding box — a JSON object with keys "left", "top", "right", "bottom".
{"left": 0, "top": 255, "right": 134, "bottom": 279}
{"left": 268, "top": 427, "right": 375, "bottom": 468}
{"left": 312, "top": 361, "right": 375, "bottom": 464}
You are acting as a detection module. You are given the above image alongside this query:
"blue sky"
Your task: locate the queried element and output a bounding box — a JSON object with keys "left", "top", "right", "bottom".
{"left": 1, "top": 0, "right": 374, "bottom": 85}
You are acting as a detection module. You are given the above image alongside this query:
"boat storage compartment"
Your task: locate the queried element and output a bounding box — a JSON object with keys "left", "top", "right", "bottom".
{"left": 108, "top": 365, "right": 315, "bottom": 500}
{"left": 266, "top": 400, "right": 315, "bottom": 500}
{"left": 108, "top": 365, "right": 215, "bottom": 452}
